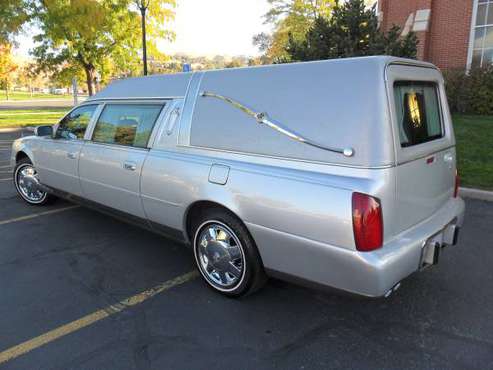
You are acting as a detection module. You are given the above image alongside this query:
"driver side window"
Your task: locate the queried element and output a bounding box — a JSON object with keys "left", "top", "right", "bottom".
{"left": 56, "top": 105, "right": 98, "bottom": 140}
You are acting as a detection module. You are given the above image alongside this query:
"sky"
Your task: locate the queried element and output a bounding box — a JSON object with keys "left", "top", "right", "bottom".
{"left": 14, "top": 0, "right": 272, "bottom": 59}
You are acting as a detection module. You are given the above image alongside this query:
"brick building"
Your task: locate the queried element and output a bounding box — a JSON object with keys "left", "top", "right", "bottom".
{"left": 377, "top": 0, "right": 493, "bottom": 70}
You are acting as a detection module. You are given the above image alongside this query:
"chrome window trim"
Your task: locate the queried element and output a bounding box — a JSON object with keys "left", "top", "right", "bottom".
{"left": 50, "top": 103, "right": 101, "bottom": 143}
{"left": 89, "top": 100, "right": 168, "bottom": 149}
{"left": 384, "top": 63, "right": 454, "bottom": 166}
{"left": 83, "top": 140, "right": 151, "bottom": 153}
{"left": 392, "top": 80, "right": 446, "bottom": 148}
{"left": 86, "top": 96, "right": 184, "bottom": 102}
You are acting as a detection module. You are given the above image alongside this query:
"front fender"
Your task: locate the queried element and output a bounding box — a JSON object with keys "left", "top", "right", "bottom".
{"left": 10, "top": 137, "right": 37, "bottom": 168}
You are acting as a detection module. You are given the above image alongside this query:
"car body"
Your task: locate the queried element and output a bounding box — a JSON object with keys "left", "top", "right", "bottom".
{"left": 11, "top": 56, "right": 465, "bottom": 297}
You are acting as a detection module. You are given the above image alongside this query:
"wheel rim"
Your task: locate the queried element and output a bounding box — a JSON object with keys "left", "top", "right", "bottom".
{"left": 195, "top": 221, "right": 245, "bottom": 290}
{"left": 15, "top": 164, "right": 47, "bottom": 203}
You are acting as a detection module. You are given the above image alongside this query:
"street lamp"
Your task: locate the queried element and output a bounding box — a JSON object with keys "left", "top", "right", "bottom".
{"left": 136, "top": 0, "right": 150, "bottom": 76}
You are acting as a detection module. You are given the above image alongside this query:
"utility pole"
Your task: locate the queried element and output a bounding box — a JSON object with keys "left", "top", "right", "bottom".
{"left": 137, "top": 0, "right": 150, "bottom": 76}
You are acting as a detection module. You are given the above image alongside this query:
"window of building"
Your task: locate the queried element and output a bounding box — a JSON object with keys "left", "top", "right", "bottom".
{"left": 394, "top": 82, "right": 443, "bottom": 147}
{"left": 56, "top": 105, "right": 98, "bottom": 140}
{"left": 472, "top": 0, "right": 493, "bottom": 68}
{"left": 92, "top": 104, "right": 164, "bottom": 148}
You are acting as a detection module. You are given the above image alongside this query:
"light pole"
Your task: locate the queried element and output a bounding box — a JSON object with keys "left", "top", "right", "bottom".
{"left": 136, "top": 0, "right": 150, "bottom": 76}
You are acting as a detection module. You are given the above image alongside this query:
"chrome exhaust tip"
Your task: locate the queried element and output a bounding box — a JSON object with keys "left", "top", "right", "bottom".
{"left": 384, "top": 282, "right": 402, "bottom": 298}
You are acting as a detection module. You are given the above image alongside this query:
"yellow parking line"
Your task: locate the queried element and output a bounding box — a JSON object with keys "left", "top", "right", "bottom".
{"left": 0, "top": 270, "right": 199, "bottom": 365}
{"left": 0, "top": 205, "right": 80, "bottom": 226}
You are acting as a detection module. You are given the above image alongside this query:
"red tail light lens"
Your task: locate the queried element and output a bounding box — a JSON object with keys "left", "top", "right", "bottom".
{"left": 454, "top": 170, "right": 460, "bottom": 198}
{"left": 352, "top": 192, "right": 383, "bottom": 252}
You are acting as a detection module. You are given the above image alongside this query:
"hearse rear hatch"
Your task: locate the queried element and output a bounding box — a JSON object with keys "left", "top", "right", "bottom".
{"left": 386, "top": 63, "right": 457, "bottom": 235}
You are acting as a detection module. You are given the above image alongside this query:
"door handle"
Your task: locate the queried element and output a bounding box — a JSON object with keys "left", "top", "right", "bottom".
{"left": 67, "top": 152, "right": 77, "bottom": 159}
{"left": 444, "top": 153, "right": 454, "bottom": 169}
{"left": 123, "top": 162, "right": 137, "bottom": 171}
{"left": 444, "top": 153, "right": 454, "bottom": 163}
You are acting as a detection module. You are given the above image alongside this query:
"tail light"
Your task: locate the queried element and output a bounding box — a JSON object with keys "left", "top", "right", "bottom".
{"left": 352, "top": 192, "right": 383, "bottom": 252}
{"left": 454, "top": 170, "right": 460, "bottom": 198}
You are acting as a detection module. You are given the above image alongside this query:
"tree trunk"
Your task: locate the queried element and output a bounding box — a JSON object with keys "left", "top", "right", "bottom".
{"left": 5, "top": 80, "right": 9, "bottom": 100}
{"left": 84, "top": 65, "right": 96, "bottom": 96}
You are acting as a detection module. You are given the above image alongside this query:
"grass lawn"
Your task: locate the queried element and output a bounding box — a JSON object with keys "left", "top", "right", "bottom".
{"left": 0, "top": 108, "right": 69, "bottom": 127}
{"left": 0, "top": 108, "right": 491, "bottom": 190}
{"left": 0, "top": 90, "right": 72, "bottom": 101}
{"left": 453, "top": 114, "right": 493, "bottom": 191}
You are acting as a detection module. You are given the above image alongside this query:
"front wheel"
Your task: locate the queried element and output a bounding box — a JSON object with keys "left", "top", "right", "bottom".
{"left": 192, "top": 208, "right": 267, "bottom": 297}
{"left": 14, "top": 158, "right": 56, "bottom": 206}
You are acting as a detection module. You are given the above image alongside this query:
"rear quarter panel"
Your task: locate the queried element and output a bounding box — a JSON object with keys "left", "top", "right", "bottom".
{"left": 141, "top": 146, "right": 396, "bottom": 254}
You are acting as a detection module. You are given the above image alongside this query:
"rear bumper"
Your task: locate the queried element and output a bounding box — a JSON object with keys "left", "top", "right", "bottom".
{"left": 248, "top": 197, "right": 465, "bottom": 297}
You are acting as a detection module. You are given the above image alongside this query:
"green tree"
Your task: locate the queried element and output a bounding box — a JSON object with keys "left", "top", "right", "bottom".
{"left": 0, "top": 0, "right": 30, "bottom": 43}
{"left": 286, "top": 0, "right": 418, "bottom": 61}
{"left": 30, "top": 0, "right": 175, "bottom": 96}
{"left": 254, "top": 0, "right": 336, "bottom": 62}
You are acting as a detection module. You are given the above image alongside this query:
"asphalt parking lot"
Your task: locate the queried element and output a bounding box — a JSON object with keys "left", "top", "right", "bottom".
{"left": 0, "top": 129, "right": 492, "bottom": 370}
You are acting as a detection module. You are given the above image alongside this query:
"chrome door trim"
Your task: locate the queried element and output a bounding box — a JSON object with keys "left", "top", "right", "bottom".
{"left": 82, "top": 140, "right": 151, "bottom": 153}
{"left": 178, "top": 144, "right": 394, "bottom": 170}
{"left": 83, "top": 103, "right": 105, "bottom": 141}
{"left": 149, "top": 99, "right": 184, "bottom": 149}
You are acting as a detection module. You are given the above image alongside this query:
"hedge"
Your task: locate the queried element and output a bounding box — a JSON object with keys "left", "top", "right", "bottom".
{"left": 443, "top": 66, "right": 493, "bottom": 115}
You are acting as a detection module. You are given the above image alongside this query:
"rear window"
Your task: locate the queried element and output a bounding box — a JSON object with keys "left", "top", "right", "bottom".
{"left": 394, "top": 81, "right": 443, "bottom": 147}
{"left": 92, "top": 104, "right": 164, "bottom": 148}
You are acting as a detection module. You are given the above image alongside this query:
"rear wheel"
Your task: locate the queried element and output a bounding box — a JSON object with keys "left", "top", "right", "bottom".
{"left": 14, "top": 158, "right": 55, "bottom": 206}
{"left": 192, "top": 208, "right": 267, "bottom": 297}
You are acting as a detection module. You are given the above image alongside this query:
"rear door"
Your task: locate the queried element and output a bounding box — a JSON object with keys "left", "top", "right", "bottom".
{"left": 79, "top": 101, "right": 166, "bottom": 220}
{"left": 387, "top": 64, "right": 456, "bottom": 234}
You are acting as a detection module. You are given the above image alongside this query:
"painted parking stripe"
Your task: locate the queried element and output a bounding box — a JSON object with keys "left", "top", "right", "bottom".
{"left": 0, "top": 178, "right": 12, "bottom": 181}
{"left": 0, "top": 205, "right": 80, "bottom": 226}
{"left": 0, "top": 270, "right": 199, "bottom": 365}
{"left": 0, "top": 165, "right": 11, "bottom": 169}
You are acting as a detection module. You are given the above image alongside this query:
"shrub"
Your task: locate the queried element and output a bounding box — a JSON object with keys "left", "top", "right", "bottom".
{"left": 444, "top": 66, "right": 493, "bottom": 115}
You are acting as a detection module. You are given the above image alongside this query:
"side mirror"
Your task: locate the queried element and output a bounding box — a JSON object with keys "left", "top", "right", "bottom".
{"left": 35, "top": 125, "right": 53, "bottom": 137}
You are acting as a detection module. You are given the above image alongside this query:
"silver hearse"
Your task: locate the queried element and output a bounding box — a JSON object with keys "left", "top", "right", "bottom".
{"left": 11, "top": 56, "right": 465, "bottom": 297}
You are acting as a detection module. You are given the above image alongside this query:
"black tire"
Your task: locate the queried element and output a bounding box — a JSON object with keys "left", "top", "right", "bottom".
{"left": 191, "top": 208, "right": 267, "bottom": 297}
{"left": 14, "top": 158, "right": 56, "bottom": 206}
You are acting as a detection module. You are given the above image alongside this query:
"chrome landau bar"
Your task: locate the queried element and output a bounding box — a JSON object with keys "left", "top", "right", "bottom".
{"left": 200, "top": 91, "right": 354, "bottom": 157}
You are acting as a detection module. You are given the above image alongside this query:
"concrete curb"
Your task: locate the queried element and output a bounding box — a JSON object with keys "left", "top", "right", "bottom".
{"left": 460, "top": 187, "right": 493, "bottom": 202}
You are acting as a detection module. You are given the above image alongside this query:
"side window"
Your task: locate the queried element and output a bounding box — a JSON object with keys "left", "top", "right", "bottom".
{"left": 56, "top": 105, "right": 98, "bottom": 140}
{"left": 394, "top": 82, "right": 443, "bottom": 147}
{"left": 92, "top": 104, "right": 164, "bottom": 148}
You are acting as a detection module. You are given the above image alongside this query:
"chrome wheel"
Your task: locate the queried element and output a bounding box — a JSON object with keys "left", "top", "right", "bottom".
{"left": 15, "top": 163, "right": 47, "bottom": 204}
{"left": 194, "top": 221, "right": 246, "bottom": 291}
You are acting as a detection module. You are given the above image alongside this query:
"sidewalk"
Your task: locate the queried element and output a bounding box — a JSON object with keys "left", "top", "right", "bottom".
{"left": 0, "top": 97, "right": 86, "bottom": 110}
